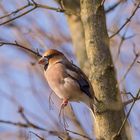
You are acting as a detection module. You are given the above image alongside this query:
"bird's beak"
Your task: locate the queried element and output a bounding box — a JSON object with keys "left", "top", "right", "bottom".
{"left": 38, "top": 57, "right": 46, "bottom": 64}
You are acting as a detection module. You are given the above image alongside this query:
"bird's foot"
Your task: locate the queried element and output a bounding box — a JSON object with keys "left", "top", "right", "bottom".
{"left": 61, "top": 99, "right": 68, "bottom": 108}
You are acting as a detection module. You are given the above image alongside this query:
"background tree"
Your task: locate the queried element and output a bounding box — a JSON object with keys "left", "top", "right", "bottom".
{"left": 0, "top": 0, "right": 140, "bottom": 140}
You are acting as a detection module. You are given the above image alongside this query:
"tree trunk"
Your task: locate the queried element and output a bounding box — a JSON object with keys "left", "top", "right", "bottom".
{"left": 66, "top": 15, "right": 90, "bottom": 76}
{"left": 55, "top": 0, "right": 90, "bottom": 76}
{"left": 80, "top": 0, "right": 130, "bottom": 140}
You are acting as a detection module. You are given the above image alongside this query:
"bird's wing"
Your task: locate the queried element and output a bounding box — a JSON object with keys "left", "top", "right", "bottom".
{"left": 63, "top": 62, "right": 94, "bottom": 99}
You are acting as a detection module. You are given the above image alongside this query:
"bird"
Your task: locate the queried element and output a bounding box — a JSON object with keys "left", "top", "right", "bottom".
{"left": 38, "top": 49, "right": 97, "bottom": 114}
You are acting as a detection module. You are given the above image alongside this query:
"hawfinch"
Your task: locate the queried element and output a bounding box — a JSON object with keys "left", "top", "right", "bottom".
{"left": 38, "top": 49, "right": 96, "bottom": 111}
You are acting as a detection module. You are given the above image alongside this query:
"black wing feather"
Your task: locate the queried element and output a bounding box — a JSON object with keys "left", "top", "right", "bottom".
{"left": 60, "top": 61, "right": 93, "bottom": 99}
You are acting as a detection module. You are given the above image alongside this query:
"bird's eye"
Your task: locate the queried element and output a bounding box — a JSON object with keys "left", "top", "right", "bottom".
{"left": 44, "top": 56, "right": 48, "bottom": 59}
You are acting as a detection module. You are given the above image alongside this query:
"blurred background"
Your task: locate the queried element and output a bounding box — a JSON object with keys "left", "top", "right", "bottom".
{"left": 0, "top": 0, "right": 140, "bottom": 139}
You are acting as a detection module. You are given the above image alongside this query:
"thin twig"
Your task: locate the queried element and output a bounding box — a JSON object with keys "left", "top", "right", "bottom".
{"left": 0, "top": 41, "right": 41, "bottom": 57}
{"left": 114, "top": 24, "right": 130, "bottom": 62}
{"left": 124, "top": 95, "right": 140, "bottom": 106}
{"left": 119, "top": 43, "right": 139, "bottom": 84}
{"left": 110, "top": 1, "right": 140, "bottom": 38}
{"left": 0, "top": 4, "right": 30, "bottom": 20}
{"left": 66, "top": 129, "right": 93, "bottom": 140}
{"left": 58, "top": 136, "right": 64, "bottom": 140}
{"left": 0, "top": 6, "right": 37, "bottom": 26}
{"left": 29, "top": 131, "right": 45, "bottom": 140}
{"left": 0, "top": 0, "right": 64, "bottom": 26}
{"left": 0, "top": 117, "right": 90, "bottom": 139}
{"left": 113, "top": 89, "right": 140, "bottom": 139}
{"left": 0, "top": 119, "right": 46, "bottom": 131}
{"left": 18, "top": 107, "right": 49, "bottom": 131}
{"left": 105, "top": 0, "right": 122, "bottom": 13}
{"left": 18, "top": 107, "right": 32, "bottom": 124}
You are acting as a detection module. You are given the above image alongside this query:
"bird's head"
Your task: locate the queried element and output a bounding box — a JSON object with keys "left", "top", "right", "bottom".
{"left": 38, "top": 49, "right": 65, "bottom": 69}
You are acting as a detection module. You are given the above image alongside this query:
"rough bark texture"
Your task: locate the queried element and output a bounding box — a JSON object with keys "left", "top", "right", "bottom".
{"left": 56, "top": 0, "right": 90, "bottom": 76}
{"left": 80, "top": 0, "right": 130, "bottom": 140}
{"left": 66, "top": 15, "right": 90, "bottom": 76}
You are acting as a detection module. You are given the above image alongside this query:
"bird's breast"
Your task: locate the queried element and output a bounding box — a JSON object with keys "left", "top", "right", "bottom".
{"left": 44, "top": 64, "right": 82, "bottom": 101}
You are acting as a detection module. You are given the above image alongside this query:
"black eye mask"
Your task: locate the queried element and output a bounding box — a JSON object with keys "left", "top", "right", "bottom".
{"left": 43, "top": 53, "right": 59, "bottom": 70}
{"left": 44, "top": 63, "right": 49, "bottom": 70}
{"left": 44, "top": 53, "right": 59, "bottom": 59}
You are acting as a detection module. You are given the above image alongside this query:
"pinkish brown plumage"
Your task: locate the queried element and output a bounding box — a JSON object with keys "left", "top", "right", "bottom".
{"left": 39, "top": 49, "right": 96, "bottom": 113}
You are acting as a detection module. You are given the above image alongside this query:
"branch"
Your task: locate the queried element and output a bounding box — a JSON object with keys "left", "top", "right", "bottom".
{"left": 0, "top": 120, "right": 29, "bottom": 128}
{"left": 113, "top": 89, "right": 140, "bottom": 139}
{"left": 124, "top": 95, "right": 140, "bottom": 106}
{"left": 0, "top": 119, "right": 47, "bottom": 131}
{"left": 0, "top": 40, "right": 41, "bottom": 57}
{"left": 66, "top": 129, "right": 93, "bottom": 140}
{"left": 29, "top": 131, "right": 45, "bottom": 140}
{"left": 110, "top": 1, "right": 140, "bottom": 38}
{"left": 0, "top": 116, "right": 91, "bottom": 139}
{"left": 0, "top": 0, "right": 64, "bottom": 26}
{"left": 114, "top": 25, "right": 130, "bottom": 62}
{"left": 0, "top": 119, "right": 68, "bottom": 138}
{"left": 105, "top": 0, "right": 122, "bottom": 13}
{"left": 119, "top": 43, "right": 139, "bottom": 84}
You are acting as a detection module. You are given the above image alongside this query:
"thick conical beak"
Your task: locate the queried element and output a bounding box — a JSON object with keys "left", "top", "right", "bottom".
{"left": 38, "top": 57, "right": 46, "bottom": 64}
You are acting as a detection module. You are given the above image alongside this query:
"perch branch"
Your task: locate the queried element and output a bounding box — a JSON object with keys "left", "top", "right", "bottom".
{"left": 110, "top": 1, "right": 140, "bottom": 38}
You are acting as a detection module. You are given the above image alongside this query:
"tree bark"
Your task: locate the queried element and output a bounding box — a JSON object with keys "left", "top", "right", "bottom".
{"left": 55, "top": 0, "right": 90, "bottom": 76}
{"left": 66, "top": 15, "right": 90, "bottom": 76}
{"left": 80, "top": 0, "right": 130, "bottom": 140}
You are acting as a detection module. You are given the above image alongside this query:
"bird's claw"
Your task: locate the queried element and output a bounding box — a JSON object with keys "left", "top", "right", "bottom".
{"left": 61, "top": 100, "right": 68, "bottom": 108}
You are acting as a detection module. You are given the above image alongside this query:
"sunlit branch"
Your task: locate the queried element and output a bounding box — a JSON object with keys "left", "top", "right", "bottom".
{"left": 0, "top": 0, "right": 64, "bottom": 26}
{"left": 0, "top": 41, "right": 41, "bottom": 57}
{"left": 110, "top": 1, "right": 140, "bottom": 38}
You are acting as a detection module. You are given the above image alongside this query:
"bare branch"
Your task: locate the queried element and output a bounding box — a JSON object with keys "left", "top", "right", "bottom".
{"left": 0, "top": 119, "right": 67, "bottom": 138}
{"left": 124, "top": 95, "right": 140, "bottom": 106}
{"left": 0, "top": 4, "right": 30, "bottom": 20}
{"left": 0, "top": 114, "right": 91, "bottom": 139}
{"left": 0, "top": 41, "right": 41, "bottom": 57}
{"left": 110, "top": 1, "right": 140, "bottom": 38}
{"left": 105, "top": 0, "right": 122, "bottom": 13}
{"left": 66, "top": 129, "right": 93, "bottom": 140}
{"left": 0, "top": 119, "right": 46, "bottom": 131}
{"left": 119, "top": 43, "right": 139, "bottom": 83}
{"left": 0, "top": 0, "right": 64, "bottom": 26}
{"left": 29, "top": 131, "right": 45, "bottom": 140}
{"left": 114, "top": 25, "right": 130, "bottom": 62}
{"left": 113, "top": 89, "right": 140, "bottom": 139}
